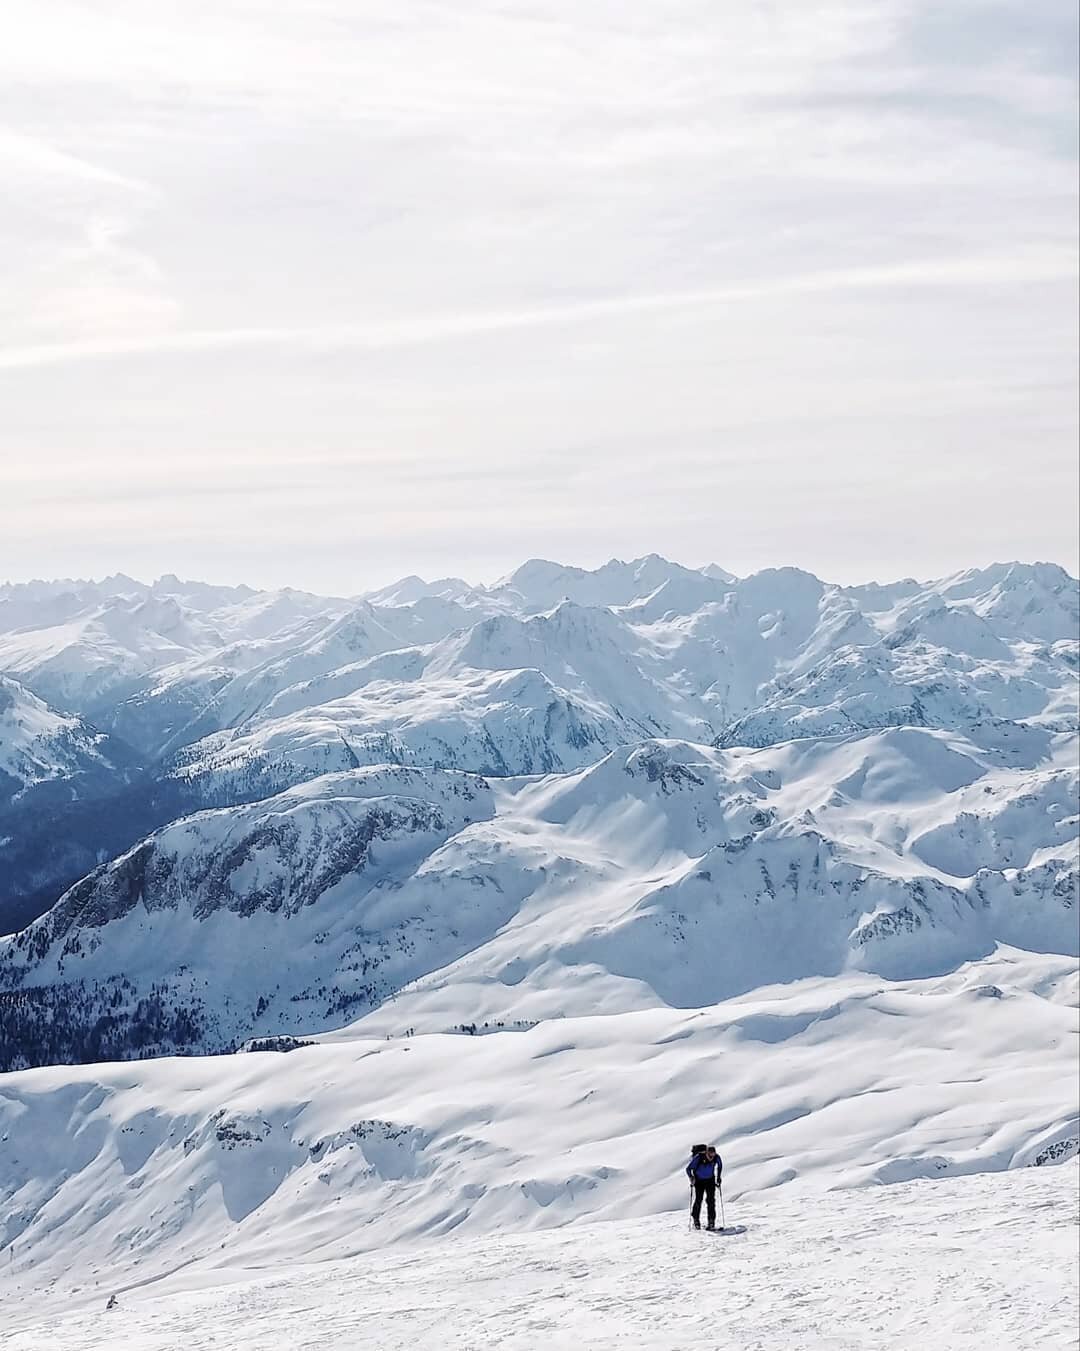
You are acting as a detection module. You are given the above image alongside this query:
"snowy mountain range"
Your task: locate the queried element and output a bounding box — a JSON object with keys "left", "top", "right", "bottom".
{"left": 0, "top": 556, "right": 1076, "bottom": 1058}
{"left": 2, "top": 727, "right": 1077, "bottom": 1071}
{"left": 0, "top": 554, "right": 1077, "bottom": 1335}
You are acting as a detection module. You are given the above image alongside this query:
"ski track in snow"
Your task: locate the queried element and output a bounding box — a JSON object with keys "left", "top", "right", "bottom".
{"left": 5, "top": 1164, "right": 1077, "bottom": 1350}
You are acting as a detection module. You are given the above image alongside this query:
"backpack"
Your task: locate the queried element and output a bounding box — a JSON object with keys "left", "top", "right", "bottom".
{"left": 690, "top": 1143, "right": 707, "bottom": 1157}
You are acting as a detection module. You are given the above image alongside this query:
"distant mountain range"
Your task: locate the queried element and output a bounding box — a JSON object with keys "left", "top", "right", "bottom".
{"left": 0, "top": 556, "right": 1076, "bottom": 1069}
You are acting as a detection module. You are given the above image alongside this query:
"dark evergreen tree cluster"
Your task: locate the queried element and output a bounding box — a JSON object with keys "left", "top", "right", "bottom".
{"left": 0, "top": 977, "right": 207, "bottom": 1072}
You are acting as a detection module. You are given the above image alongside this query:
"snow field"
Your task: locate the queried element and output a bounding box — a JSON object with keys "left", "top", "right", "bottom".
{"left": 5, "top": 1163, "right": 1077, "bottom": 1350}
{"left": 1, "top": 949, "right": 1076, "bottom": 1334}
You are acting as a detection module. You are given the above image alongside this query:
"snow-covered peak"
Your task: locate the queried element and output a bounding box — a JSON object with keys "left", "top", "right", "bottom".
{"left": 149, "top": 574, "right": 258, "bottom": 607}
{"left": 452, "top": 600, "right": 631, "bottom": 668}
{"left": 363, "top": 574, "right": 487, "bottom": 609}
{"left": 495, "top": 554, "right": 721, "bottom": 614}
{"left": 701, "top": 561, "right": 737, "bottom": 583}
{"left": 30, "top": 764, "right": 493, "bottom": 940}
{"left": 363, "top": 574, "right": 432, "bottom": 606}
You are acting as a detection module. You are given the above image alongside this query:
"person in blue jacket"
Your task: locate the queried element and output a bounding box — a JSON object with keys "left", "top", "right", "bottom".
{"left": 686, "top": 1144, "right": 723, "bottom": 1229}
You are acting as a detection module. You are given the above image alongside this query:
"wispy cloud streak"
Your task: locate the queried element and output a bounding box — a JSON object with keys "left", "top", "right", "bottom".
{"left": 2, "top": 252, "right": 1075, "bottom": 371}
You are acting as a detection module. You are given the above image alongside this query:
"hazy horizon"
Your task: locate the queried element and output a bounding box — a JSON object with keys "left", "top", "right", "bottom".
{"left": 2, "top": 550, "right": 1077, "bottom": 601}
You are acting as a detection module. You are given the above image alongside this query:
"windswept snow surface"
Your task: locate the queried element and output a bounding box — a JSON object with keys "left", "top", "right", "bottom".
{"left": 1, "top": 954, "right": 1077, "bottom": 1346}
{"left": 5, "top": 1163, "right": 1077, "bottom": 1350}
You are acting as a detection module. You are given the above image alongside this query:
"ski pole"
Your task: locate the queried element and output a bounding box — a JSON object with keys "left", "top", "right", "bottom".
{"left": 719, "top": 1178, "right": 726, "bottom": 1230}
{"left": 688, "top": 1179, "right": 694, "bottom": 1231}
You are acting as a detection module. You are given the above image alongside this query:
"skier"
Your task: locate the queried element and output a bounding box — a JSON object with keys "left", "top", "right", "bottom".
{"left": 686, "top": 1143, "right": 723, "bottom": 1230}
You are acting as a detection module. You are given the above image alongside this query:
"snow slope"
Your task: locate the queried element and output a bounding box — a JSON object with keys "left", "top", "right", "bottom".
{"left": 0, "top": 675, "right": 124, "bottom": 805}
{"left": 1, "top": 952, "right": 1076, "bottom": 1343}
{"left": 5, "top": 1163, "right": 1076, "bottom": 1350}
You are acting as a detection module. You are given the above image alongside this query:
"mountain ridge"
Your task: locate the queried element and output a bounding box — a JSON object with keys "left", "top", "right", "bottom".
{"left": 0, "top": 554, "right": 1075, "bottom": 1063}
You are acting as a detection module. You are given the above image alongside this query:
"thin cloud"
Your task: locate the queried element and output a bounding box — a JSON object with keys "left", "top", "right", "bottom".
{"left": 1, "top": 251, "right": 1074, "bottom": 371}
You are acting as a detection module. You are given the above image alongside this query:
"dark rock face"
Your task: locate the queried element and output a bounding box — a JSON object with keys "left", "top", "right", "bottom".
{"left": 0, "top": 767, "right": 497, "bottom": 1071}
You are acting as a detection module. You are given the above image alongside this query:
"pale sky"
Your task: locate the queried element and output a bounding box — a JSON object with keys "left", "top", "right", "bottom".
{"left": 2, "top": 0, "right": 1077, "bottom": 592}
